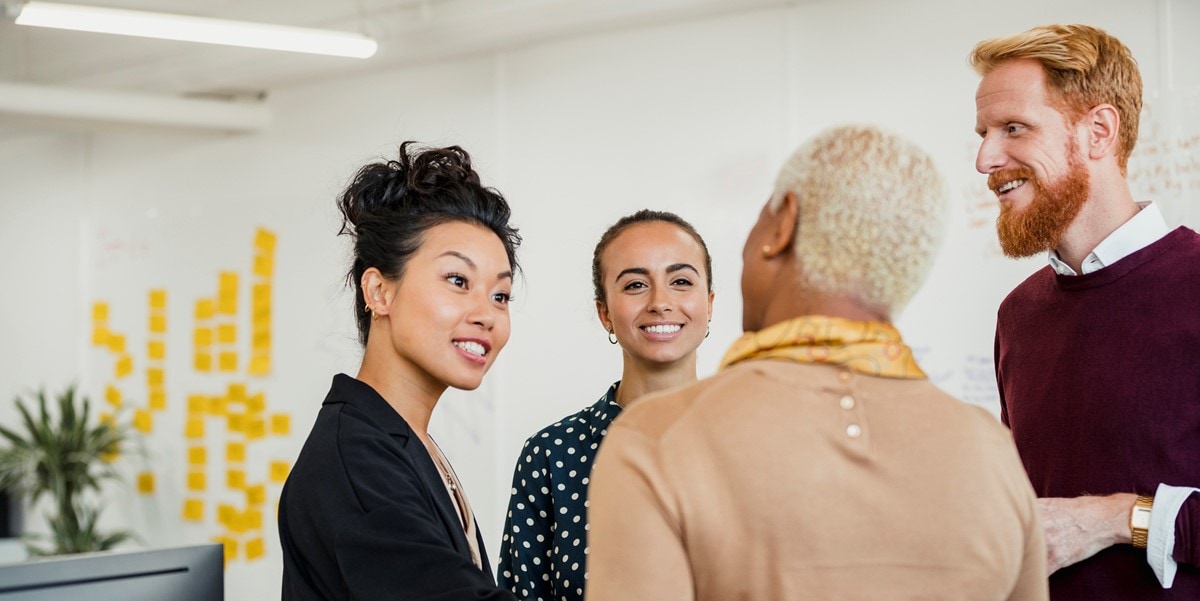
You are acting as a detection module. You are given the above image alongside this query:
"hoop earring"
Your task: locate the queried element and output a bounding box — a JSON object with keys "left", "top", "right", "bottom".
{"left": 608, "top": 330, "right": 618, "bottom": 345}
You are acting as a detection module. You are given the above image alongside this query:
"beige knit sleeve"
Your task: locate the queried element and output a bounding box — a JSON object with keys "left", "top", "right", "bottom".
{"left": 584, "top": 421, "right": 693, "bottom": 601}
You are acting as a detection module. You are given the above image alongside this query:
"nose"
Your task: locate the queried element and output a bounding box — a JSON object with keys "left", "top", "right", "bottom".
{"left": 976, "top": 133, "right": 1005, "bottom": 174}
{"left": 647, "top": 286, "right": 672, "bottom": 314}
{"left": 469, "top": 293, "right": 495, "bottom": 331}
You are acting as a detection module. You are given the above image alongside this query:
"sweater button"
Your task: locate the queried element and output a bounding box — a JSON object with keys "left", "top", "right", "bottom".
{"left": 839, "top": 395, "right": 855, "bottom": 410}
{"left": 846, "top": 424, "right": 862, "bottom": 438}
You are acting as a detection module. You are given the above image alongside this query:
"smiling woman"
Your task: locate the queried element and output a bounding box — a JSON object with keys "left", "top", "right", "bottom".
{"left": 277, "top": 142, "right": 520, "bottom": 601}
{"left": 497, "top": 209, "right": 713, "bottom": 601}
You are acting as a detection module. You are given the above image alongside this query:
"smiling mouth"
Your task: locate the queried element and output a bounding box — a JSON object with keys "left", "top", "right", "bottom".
{"left": 993, "top": 178, "right": 1027, "bottom": 197}
{"left": 641, "top": 324, "right": 682, "bottom": 335}
{"left": 453, "top": 340, "right": 487, "bottom": 358}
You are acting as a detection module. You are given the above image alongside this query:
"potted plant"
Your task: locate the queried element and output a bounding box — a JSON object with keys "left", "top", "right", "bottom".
{"left": 0, "top": 385, "right": 134, "bottom": 555}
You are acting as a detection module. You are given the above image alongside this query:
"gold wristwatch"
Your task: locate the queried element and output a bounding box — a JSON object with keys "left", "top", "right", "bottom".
{"left": 1130, "top": 495, "right": 1154, "bottom": 549}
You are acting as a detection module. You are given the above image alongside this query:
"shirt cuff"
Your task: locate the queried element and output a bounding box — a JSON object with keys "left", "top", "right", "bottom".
{"left": 1147, "top": 483, "right": 1200, "bottom": 588}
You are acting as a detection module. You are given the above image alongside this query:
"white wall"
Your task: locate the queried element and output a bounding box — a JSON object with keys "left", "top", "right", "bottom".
{"left": 0, "top": 0, "right": 1197, "bottom": 599}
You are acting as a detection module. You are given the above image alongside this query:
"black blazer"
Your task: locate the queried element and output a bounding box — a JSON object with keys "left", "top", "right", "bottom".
{"left": 279, "top": 374, "right": 515, "bottom": 600}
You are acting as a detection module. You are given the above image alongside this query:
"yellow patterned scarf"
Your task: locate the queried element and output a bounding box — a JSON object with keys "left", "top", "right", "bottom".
{"left": 719, "top": 315, "right": 926, "bottom": 379}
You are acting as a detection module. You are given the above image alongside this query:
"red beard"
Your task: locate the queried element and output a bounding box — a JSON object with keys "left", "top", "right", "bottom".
{"left": 992, "top": 147, "right": 1090, "bottom": 258}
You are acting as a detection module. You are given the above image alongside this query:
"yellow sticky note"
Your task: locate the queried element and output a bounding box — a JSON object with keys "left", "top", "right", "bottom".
{"left": 251, "top": 327, "right": 271, "bottom": 348}
{"left": 253, "top": 255, "right": 274, "bottom": 278}
{"left": 149, "top": 314, "right": 167, "bottom": 334}
{"left": 187, "top": 471, "right": 206, "bottom": 491}
{"left": 269, "top": 461, "right": 290, "bottom": 484}
{"left": 108, "top": 334, "right": 126, "bottom": 354}
{"left": 247, "top": 484, "right": 266, "bottom": 506}
{"left": 133, "top": 409, "right": 152, "bottom": 433}
{"left": 254, "top": 228, "right": 277, "bottom": 253}
{"left": 146, "top": 368, "right": 164, "bottom": 388}
{"left": 183, "top": 499, "right": 204, "bottom": 522}
{"left": 195, "top": 299, "right": 215, "bottom": 321}
{"left": 193, "top": 327, "right": 213, "bottom": 347}
{"left": 247, "top": 392, "right": 265, "bottom": 414}
{"left": 228, "top": 512, "right": 247, "bottom": 534}
{"left": 149, "top": 390, "right": 166, "bottom": 411}
{"left": 218, "top": 272, "right": 239, "bottom": 315}
{"left": 227, "top": 413, "right": 246, "bottom": 433}
{"left": 137, "top": 472, "right": 155, "bottom": 494}
{"left": 270, "top": 413, "right": 291, "bottom": 436}
{"left": 207, "top": 395, "right": 228, "bottom": 416}
{"left": 92, "top": 302, "right": 109, "bottom": 323}
{"left": 188, "top": 446, "right": 207, "bottom": 466}
{"left": 247, "top": 418, "right": 265, "bottom": 440}
{"left": 147, "top": 340, "right": 166, "bottom": 360}
{"left": 248, "top": 355, "right": 271, "bottom": 376}
{"left": 185, "top": 418, "right": 205, "bottom": 439}
{"left": 245, "top": 537, "right": 265, "bottom": 561}
{"left": 226, "top": 442, "right": 246, "bottom": 463}
{"left": 245, "top": 508, "right": 263, "bottom": 530}
{"left": 217, "top": 504, "right": 236, "bottom": 527}
{"left": 187, "top": 395, "right": 207, "bottom": 414}
{"left": 194, "top": 352, "right": 212, "bottom": 372}
{"left": 217, "top": 537, "right": 238, "bottom": 563}
{"left": 148, "top": 289, "right": 166, "bottom": 310}
{"left": 219, "top": 352, "right": 237, "bottom": 372}
{"left": 227, "top": 382, "right": 248, "bottom": 402}
{"left": 92, "top": 326, "right": 110, "bottom": 346}
{"left": 115, "top": 354, "right": 133, "bottom": 378}
{"left": 217, "top": 323, "right": 237, "bottom": 344}
{"left": 227, "top": 469, "right": 246, "bottom": 489}
{"left": 105, "top": 385, "right": 121, "bottom": 407}
{"left": 252, "top": 283, "right": 271, "bottom": 308}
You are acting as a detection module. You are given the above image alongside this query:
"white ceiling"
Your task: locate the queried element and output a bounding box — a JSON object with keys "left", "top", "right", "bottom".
{"left": 0, "top": 0, "right": 792, "bottom": 99}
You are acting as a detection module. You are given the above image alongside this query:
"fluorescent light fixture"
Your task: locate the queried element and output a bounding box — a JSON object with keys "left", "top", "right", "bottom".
{"left": 11, "top": 1, "right": 377, "bottom": 58}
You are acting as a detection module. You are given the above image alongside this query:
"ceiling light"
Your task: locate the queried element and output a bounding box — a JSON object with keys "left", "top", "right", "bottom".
{"left": 7, "top": 1, "right": 377, "bottom": 59}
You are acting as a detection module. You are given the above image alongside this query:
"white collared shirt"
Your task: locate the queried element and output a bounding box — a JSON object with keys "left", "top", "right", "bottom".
{"left": 1048, "top": 201, "right": 1169, "bottom": 276}
{"left": 1047, "top": 201, "right": 1187, "bottom": 588}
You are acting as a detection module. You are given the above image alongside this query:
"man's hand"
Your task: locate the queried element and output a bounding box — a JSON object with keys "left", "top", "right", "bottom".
{"left": 1039, "top": 494, "right": 1136, "bottom": 574}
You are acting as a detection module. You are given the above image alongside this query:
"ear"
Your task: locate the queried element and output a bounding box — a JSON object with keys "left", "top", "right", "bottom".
{"left": 595, "top": 300, "right": 614, "bottom": 333}
{"left": 763, "top": 191, "right": 799, "bottom": 259}
{"left": 706, "top": 289, "right": 715, "bottom": 319}
{"left": 361, "top": 268, "right": 394, "bottom": 316}
{"left": 1083, "top": 104, "right": 1121, "bottom": 162}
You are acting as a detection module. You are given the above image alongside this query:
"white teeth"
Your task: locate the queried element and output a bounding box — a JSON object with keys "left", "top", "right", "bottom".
{"left": 643, "top": 324, "right": 681, "bottom": 335}
{"left": 454, "top": 341, "right": 485, "bottom": 356}
{"left": 997, "top": 179, "right": 1027, "bottom": 193}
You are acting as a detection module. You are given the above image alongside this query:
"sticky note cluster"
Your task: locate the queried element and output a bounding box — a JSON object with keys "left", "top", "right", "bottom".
{"left": 249, "top": 228, "right": 276, "bottom": 376}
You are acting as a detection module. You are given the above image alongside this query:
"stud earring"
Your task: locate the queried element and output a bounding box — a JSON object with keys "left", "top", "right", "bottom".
{"left": 762, "top": 245, "right": 772, "bottom": 256}
{"left": 608, "top": 330, "right": 618, "bottom": 345}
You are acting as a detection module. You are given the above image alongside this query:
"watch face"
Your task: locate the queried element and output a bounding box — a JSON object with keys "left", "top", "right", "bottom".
{"left": 1132, "top": 506, "right": 1153, "bottom": 529}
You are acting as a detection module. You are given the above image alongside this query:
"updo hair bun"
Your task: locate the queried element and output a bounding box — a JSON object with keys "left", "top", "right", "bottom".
{"left": 337, "top": 142, "right": 481, "bottom": 235}
{"left": 336, "top": 140, "right": 522, "bottom": 346}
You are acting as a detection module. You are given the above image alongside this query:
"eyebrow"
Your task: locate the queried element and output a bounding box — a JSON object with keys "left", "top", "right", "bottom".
{"left": 614, "top": 263, "right": 700, "bottom": 282}
{"left": 440, "top": 250, "right": 512, "bottom": 281}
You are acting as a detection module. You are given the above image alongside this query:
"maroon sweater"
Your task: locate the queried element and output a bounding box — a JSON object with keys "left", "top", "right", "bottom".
{"left": 996, "top": 226, "right": 1200, "bottom": 599}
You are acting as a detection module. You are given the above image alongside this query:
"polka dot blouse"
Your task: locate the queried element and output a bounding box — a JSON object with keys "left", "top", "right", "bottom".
{"left": 498, "top": 382, "right": 622, "bottom": 601}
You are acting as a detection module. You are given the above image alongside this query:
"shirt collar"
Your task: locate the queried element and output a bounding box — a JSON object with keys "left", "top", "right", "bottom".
{"left": 1049, "top": 201, "right": 1169, "bottom": 276}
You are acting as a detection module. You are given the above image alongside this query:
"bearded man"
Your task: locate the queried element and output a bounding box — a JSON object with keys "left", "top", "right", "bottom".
{"left": 973, "top": 24, "right": 1200, "bottom": 599}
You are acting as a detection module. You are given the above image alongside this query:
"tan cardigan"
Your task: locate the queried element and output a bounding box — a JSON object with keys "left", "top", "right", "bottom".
{"left": 585, "top": 359, "right": 1046, "bottom": 601}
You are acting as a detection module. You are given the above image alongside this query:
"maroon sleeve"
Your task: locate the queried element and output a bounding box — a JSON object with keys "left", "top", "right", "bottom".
{"left": 1172, "top": 491, "right": 1200, "bottom": 565}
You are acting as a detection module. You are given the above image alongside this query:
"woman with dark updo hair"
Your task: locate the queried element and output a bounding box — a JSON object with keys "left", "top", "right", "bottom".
{"left": 279, "top": 142, "right": 520, "bottom": 600}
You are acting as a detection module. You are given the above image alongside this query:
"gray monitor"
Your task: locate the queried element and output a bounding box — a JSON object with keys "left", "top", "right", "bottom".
{"left": 0, "top": 544, "right": 223, "bottom": 600}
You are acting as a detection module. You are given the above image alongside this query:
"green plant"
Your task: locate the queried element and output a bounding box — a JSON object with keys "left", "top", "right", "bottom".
{"left": 0, "top": 384, "right": 134, "bottom": 555}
